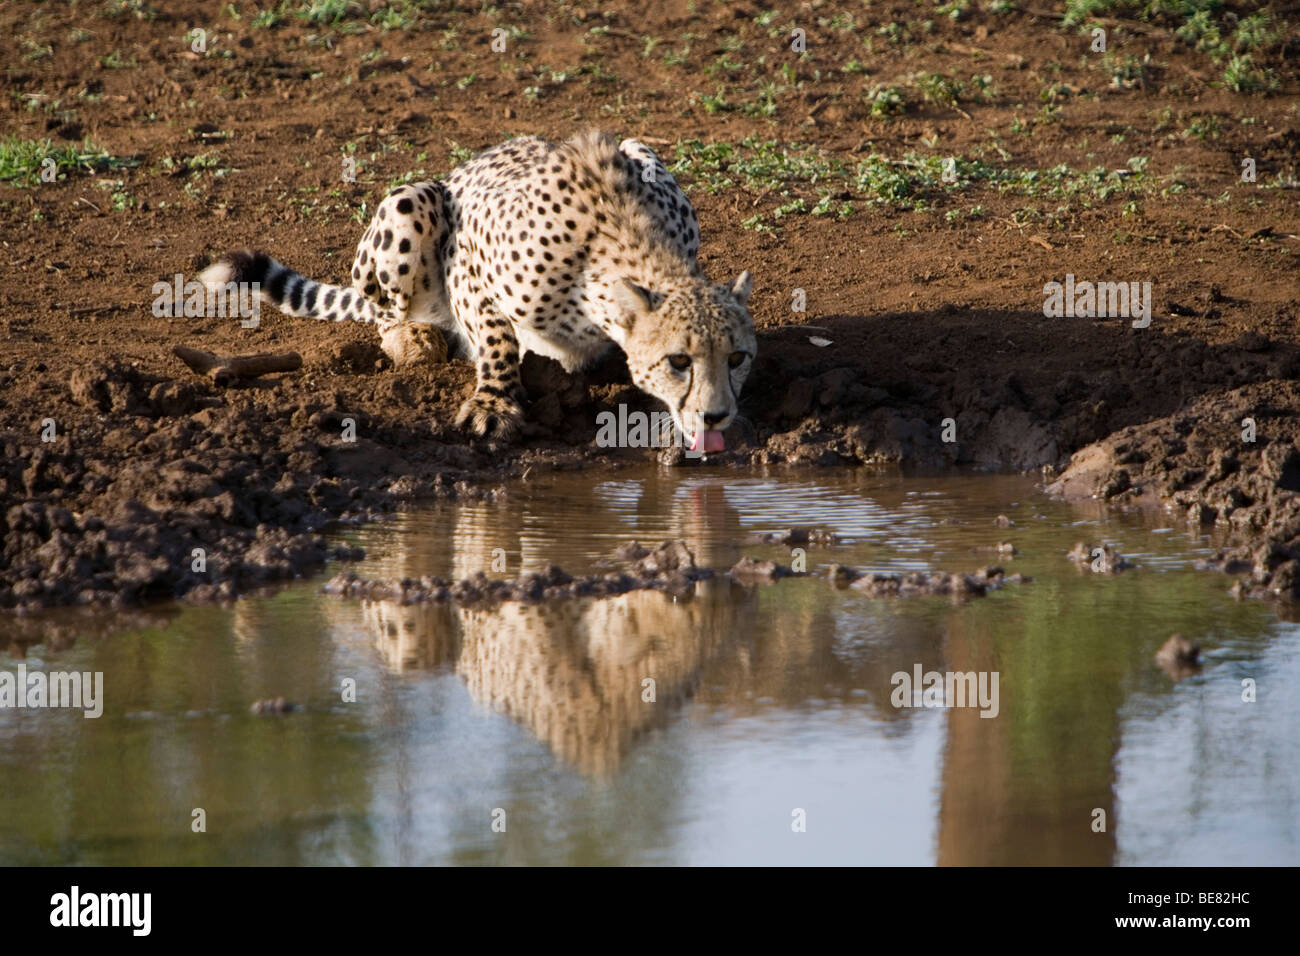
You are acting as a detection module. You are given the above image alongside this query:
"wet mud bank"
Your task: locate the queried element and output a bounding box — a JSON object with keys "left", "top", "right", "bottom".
{"left": 4, "top": 316, "right": 1300, "bottom": 614}
{"left": 1049, "top": 379, "right": 1300, "bottom": 601}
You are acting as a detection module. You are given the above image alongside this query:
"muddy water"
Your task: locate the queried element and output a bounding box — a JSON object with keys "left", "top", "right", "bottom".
{"left": 2, "top": 469, "right": 1297, "bottom": 865}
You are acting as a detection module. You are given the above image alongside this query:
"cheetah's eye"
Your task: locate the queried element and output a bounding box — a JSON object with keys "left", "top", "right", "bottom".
{"left": 728, "top": 351, "right": 748, "bottom": 369}
{"left": 667, "top": 354, "right": 692, "bottom": 372}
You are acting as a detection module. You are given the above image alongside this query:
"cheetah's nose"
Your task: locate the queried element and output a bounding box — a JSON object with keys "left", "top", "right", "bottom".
{"left": 702, "top": 410, "right": 729, "bottom": 427}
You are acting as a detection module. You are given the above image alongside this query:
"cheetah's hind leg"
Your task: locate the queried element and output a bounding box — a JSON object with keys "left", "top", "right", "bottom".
{"left": 379, "top": 324, "right": 448, "bottom": 367}
{"left": 352, "top": 181, "right": 453, "bottom": 368}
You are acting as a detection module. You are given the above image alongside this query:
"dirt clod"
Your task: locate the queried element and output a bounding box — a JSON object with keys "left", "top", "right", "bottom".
{"left": 1067, "top": 542, "right": 1133, "bottom": 574}
{"left": 728, "top": 556, "right": 796, "bottom": 583}
{"left": 1154, "top": 633, "right": 1202, "bottom": 680}
{"left": 250, "top": 697, "right": 299, "bottom": 715}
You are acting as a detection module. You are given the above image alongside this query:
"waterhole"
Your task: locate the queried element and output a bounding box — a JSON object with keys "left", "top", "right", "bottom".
{"left": 2, "top": 469, "right": 1296, "bottom": 864}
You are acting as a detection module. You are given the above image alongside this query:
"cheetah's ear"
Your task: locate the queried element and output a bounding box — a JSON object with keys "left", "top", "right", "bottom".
{"left": 730, "top": 271, "right": 754, "bottom": 306}
{"left": 611, "top": 278, "right": 657, "bottom": 329}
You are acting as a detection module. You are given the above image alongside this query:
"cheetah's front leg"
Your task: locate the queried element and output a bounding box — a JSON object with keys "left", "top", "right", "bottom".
{"left": 455, "top": 309, "right": 526, "bottom": 440}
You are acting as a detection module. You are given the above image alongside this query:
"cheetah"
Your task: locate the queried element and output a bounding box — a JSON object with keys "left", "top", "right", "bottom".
{"left": 200, "top": 131, "right": 756, "bottom": 451}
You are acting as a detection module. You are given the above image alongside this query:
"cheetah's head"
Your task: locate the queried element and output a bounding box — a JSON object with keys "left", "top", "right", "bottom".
{"left": 612, "top": 271, "right": 756, "bottom": 453}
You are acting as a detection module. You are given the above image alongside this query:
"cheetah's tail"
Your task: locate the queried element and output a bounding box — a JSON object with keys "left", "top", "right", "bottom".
{"left": 198, "top": 250, "right": 386, "bottom": 324}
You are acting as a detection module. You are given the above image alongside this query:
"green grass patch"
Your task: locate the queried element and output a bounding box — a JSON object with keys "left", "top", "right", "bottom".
{"left": 1065, "top": 0, "right": 1289, "bottom": 90}
{"left": 866, "top": 85, "right": 907, "bottom": 118}
{"left": 248, "top": 0, "right": 436, "bottom": 31}
{"left": 0, "top": 137, "right": 139, "bottom": 186}
{"left": 670, "top": 138, "right": 1175, "bottom": 225}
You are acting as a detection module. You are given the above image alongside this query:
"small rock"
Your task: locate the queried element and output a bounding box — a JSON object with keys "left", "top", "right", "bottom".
{"left": 752, "top": 526, "right": 841, "bottom": 546}
{"left": 1067, "top": 541, "right": 1132, "bottom": 573}
{"left": 1154, "top": 634, "right": 1201, "bottom": 679}
{"left": 612, "top": 541, "right": 650, "bottom": 561}
{"left": 973, "top": 540, "right": 1018, "bottom": 556}
{"left": 148, "top": 380, "right": 201, "bottom": 416}
{"left": 826, "top": 563, "right": 859, "bottom": 588}
{"left": 634, "top": 540, "right": 697, "bottom": 575}
{"left": 729, "top": 556, "right": 793, "bottom": 583}
{"left": 330, "top": 339, "right": 385, "bottom": 374}
{"left": 250, "top": 697, "right": 298, "bottom": 715}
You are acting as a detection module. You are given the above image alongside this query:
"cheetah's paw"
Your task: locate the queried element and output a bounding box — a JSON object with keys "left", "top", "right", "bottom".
{"left": 380, "top": 323, "right": 448, "bottom": 368}
{"left": 455, "top": 392, "right": 524, "bottom": 440}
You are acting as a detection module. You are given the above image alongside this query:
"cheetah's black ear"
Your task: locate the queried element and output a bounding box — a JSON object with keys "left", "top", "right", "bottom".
{"left": 611, "top": 278, "right": 657, "bottom": 329}
{"left": 730, "top": 271, "right": 753, "bottom": 306}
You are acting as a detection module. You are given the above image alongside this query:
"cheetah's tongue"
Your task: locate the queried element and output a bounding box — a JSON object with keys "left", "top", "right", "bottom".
{"left": 690, "top": 430, "right": 726, "bottom": 453}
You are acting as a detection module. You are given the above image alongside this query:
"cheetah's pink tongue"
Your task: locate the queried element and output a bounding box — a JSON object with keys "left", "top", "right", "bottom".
{"left": 690, "top": 430, "right": 726, "bottom": 453}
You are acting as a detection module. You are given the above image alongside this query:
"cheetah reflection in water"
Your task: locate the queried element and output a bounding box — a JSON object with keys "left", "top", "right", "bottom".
{"left": 320, "top": 481, "right": 935, "bottom": 775}
{"left": 335, "top": 480, "right": 757, "bottom": 776}
{"left": 353, "top": 581, "right": 755, "bottom": 776}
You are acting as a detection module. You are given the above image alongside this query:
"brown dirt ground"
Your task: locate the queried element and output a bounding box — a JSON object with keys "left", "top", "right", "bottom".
{"left": 1, "top": 1, "right": 1298, "bottom": 617}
